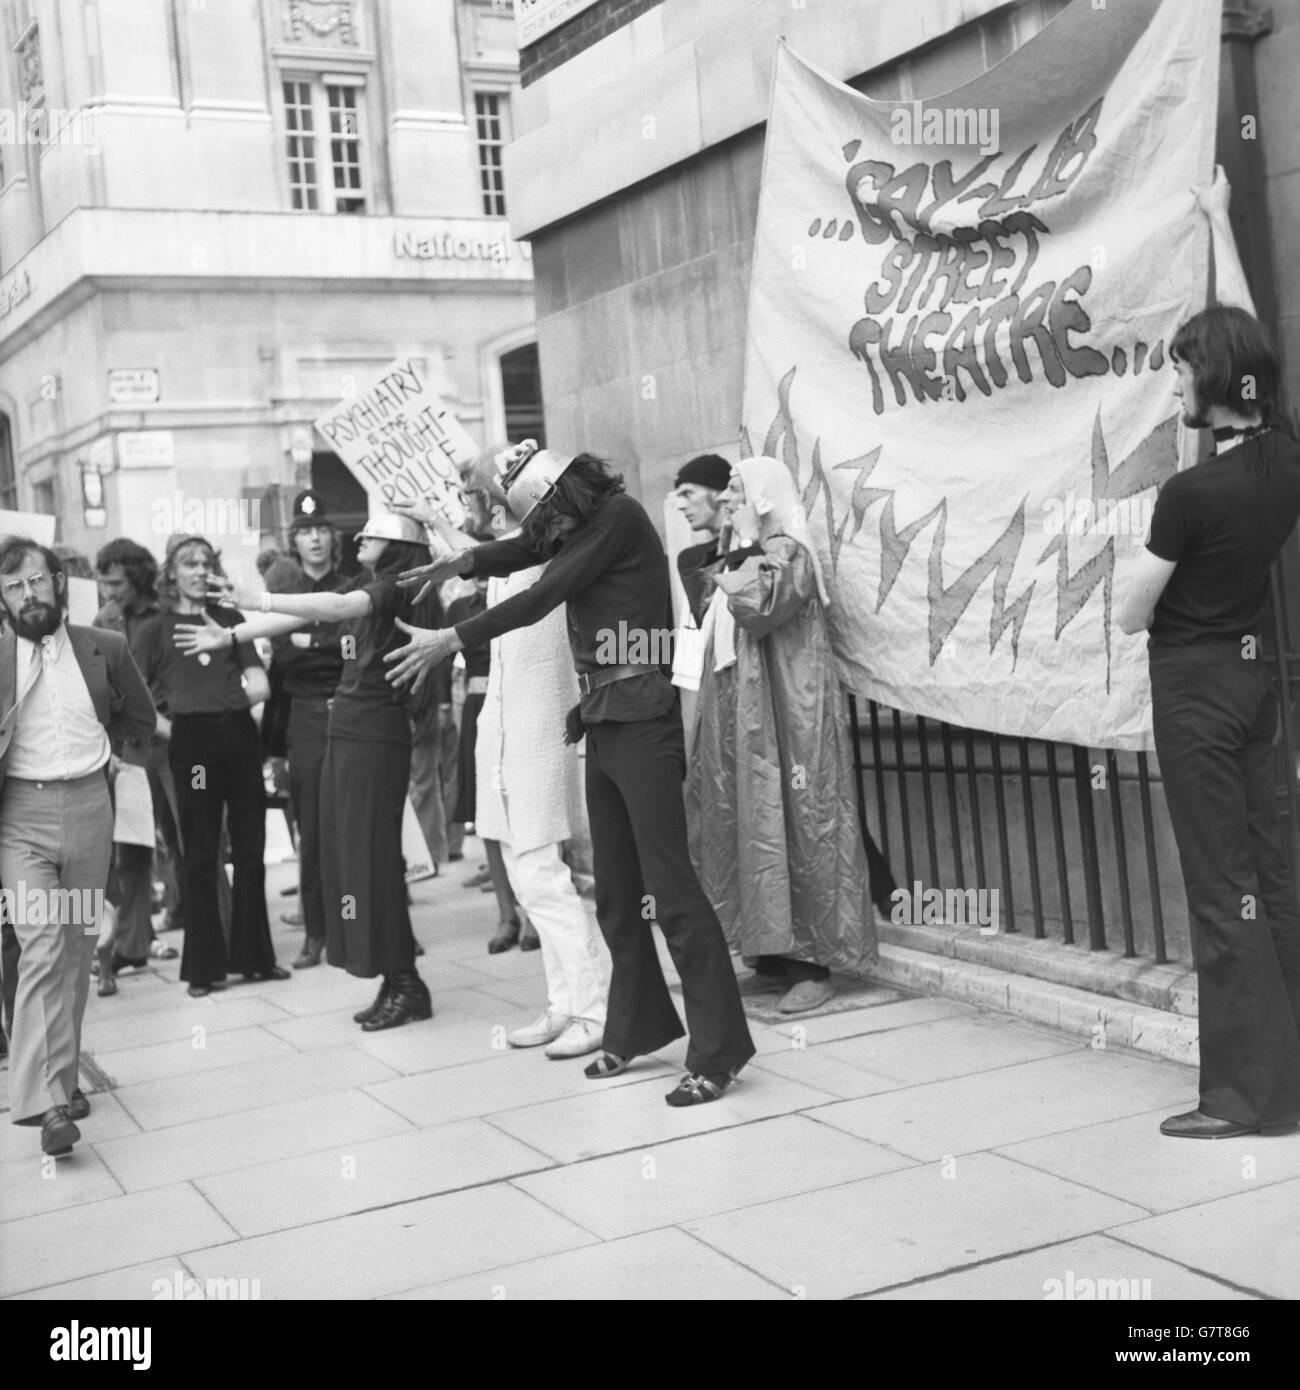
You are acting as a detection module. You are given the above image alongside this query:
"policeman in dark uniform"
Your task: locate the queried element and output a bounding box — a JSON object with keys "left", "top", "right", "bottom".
{"left": 276, "top": 491, "right": 359, "bottom": 967}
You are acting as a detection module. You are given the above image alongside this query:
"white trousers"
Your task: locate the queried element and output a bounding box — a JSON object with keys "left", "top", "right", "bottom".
{"left": 501, "top": 839, "right": 610, "bottom": 1026}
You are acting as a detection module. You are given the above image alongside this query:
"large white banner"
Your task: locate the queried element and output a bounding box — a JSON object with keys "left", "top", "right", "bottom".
{"left": 741, "top": 0, "right": 1220, "bottom": 751}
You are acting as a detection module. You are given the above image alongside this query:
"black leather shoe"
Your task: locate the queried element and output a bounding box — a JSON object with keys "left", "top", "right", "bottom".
{"left": 188, "top": 983, "right": 212, "bottom": 998}
{"left": 293, "top": 937, "right": 325, "bottom": 969}
{"left": 354, "top": 977, "right": 393, "bottom": 1024}
{"left": 519, "top": 924, "right": 540, "bottom": 952}
{"left": 361, "top": 970, "right": 433, "bottom": 1032}
{"left": 1160, "top": 1109, "right": 1258, "bottom": 1139}
{"left": 245, "top": 965, "right": 291, "bottom": 982}
{"left": 41, "top": 1106, "right": 80, "bottom": 1156}
{"left": 68, "top": 1089, "right": 90, "bottom": 1122}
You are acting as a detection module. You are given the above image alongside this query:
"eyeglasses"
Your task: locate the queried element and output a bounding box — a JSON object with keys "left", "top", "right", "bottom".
{"left": 2, "top": 573, "right": 53, "bottom": 599}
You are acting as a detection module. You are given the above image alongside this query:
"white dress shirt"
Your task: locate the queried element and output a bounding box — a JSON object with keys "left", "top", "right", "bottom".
{"left": 7, "top": 626, "right": 110, "bottom": 780}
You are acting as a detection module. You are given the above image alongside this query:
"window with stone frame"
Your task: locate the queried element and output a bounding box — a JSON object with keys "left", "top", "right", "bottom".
{"left": 281, "top": 75, "right": 368, "bottom": 213}
{"left": 474, "top": 91, "right": 509, "bottom": 217}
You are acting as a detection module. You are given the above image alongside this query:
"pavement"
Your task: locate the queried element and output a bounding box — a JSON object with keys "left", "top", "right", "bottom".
{"left": 2, "top": 840, "right": 1298, "bottom": 1302}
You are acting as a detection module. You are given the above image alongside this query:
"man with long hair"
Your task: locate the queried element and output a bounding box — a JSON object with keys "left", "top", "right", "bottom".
{"left": 93, "top": 537, "right": 183, "bottom": 989}
{"left": 387, "top": 448, "right": 755, "bottom": 1105}
{"left": 1118, "top": 170, "right": 1300, "bottom": 1139}
{"left": 131, "top": 536, "right": 284, "bottom": 996}
{"left": 0, "top": 538, "right": 155, "bottom": 1155}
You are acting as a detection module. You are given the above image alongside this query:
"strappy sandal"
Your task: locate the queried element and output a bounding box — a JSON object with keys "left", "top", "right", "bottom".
{"left": 665, "top": 1068, "right": 740, "bottom": 1107}
{"left": 584, "top": 1052, "right": 630, "bottom": 1079}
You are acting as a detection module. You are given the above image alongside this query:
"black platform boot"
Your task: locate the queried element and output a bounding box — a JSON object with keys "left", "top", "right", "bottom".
{"left": 361, "top": 969, "right": 433, "bottom": 1032}
{"left": 353, "top": 976, "right": 393, "bottom": 1025}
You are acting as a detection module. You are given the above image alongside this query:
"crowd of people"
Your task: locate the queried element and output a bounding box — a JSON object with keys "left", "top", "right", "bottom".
{"left": 2, "top": 176, "right": 1298, "bottom": 1151}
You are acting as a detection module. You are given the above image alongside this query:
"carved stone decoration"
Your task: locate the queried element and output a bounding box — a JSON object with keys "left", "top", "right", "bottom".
{"left": 17, "top": 24, "right": 44, "bottom": 104}
{"left": 282, "top": 0, "right": 358, "bottom": 47}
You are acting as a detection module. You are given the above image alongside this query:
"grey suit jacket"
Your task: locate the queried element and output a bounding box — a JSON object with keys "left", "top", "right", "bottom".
{"left": 0, "top": 624, "right": 157, "bottom": 797}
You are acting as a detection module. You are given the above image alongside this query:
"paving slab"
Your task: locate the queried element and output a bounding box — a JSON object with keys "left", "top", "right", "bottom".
{"left": 1000, "top": 1110, "right": 1300, "bottom": 1213}
{"left": 812, "top": 1012, "right": 1080, "bottom": 1087}
{"left": 365, "top": 1048, "right": 673, "bottom": 1130}
{"left": 487, "top": 1068, "right": 839, "bottom": 1165}
{"left": 811, "top": 1048, "right": 1194, "bottom": 1160}
{"left": 111, "top": 1042, "right": 400, "bottom": 1131}
{"left": 197, "top": 1116, "right": 553, "bottom": 1237}
{"left": 9, "top": 1258, "right": 192, "bottom": 1302}
{"left": 94, "top": 1089, "right": 412, "bottom": 1192}
{"left": 684, "top": 1151, "right": 1147, "bottom": 1300}
{"left": 88, "top": 1025, "right": 297, "bottom": 1088}
{"left": 863, "top": 1233, "right": 1253, "bottom": 1300}
{"left": 514, "top": 1112, "right": 913, "bottom": 1239}
{"left": 0, "top": 1184, "right": 238, "bottom": 1298}
{"left": 395, "top": 1227, "right": 789, "bottom": 1300}
{"left": 1109, "top": 1177, "right": 1300, "bottom": 1299}
{"left": 181, "top": 1183, "right": 596, "bottom": 1300}
{"left": 0, "top": 1146, "right": 125, "bottom": 1224}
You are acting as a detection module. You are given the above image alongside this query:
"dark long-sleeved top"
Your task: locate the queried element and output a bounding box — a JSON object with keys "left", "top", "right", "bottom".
{"left": 273, "top": 567, "right": 362, "bottom": 699}
{"left": 676, "top": 538, "right": 764, "bottom": 627}
{"left": 446, "top": 591, "right": 491, "bottom": 680}
{"left": 452, "top": 494, "right": 676, "bottom": 723}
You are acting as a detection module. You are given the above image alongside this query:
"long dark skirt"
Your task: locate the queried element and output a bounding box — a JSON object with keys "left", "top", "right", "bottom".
{"left": 453, "top": 690, "right": 485, "bottom": 824}
{"left": 319, "top": 734, "right": 416, "bottom": 979}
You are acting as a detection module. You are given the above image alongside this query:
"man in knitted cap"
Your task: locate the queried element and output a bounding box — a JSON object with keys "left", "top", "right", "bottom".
{"left": 672, "top": 454, "right": 732, "bottom": 626}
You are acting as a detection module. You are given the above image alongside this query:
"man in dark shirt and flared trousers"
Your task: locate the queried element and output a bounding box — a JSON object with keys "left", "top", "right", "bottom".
{"left": 387, "top": 445, "right": 755, "bottom": 1106}
{"left": 1118, "top": 173, "right": 1300, "bottom": 1138}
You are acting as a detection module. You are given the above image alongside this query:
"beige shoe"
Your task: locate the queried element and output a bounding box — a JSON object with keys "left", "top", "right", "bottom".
{"left": 507, "top": 1011, "right": 570, "bottom": 1048}
{"left": 544, "top": 1018, "right": 604, "bottom": 1059}
{"left": 776, "top": 979, "right": 835, "bottom": 1014}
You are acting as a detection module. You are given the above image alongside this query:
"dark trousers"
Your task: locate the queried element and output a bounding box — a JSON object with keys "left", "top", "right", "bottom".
{"left": 585, "top": 707, "right": 754, "bottom": 1077}
{"left": 287, "top": 697, "right": 330, "bottom": 942}
{"left": 169, "top": 711, "right": 276, "bottom": 985}
{"left": 1151, "top": 644, "right": 1300, "bottom": 1127}
{"left": 320, "top": 734, "right": 417, "bottom": 979}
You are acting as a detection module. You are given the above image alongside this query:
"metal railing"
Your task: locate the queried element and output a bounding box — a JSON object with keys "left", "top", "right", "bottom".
{"left": 848, "top": 696, "right": 1184, "bottom": 964}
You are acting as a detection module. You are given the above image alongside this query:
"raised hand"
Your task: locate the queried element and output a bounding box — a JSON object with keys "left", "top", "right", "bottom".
{"left": 173, "top": 609, "right": 231, "bottom": 655}
{"left": 1192, "top": 164, "right": 1230, "bottom": 221}
{"left": 397, "top": 553, "right": 468, "bottom": 605}
{"left": 383, "top": 618, "right": 462, "bottom": 694}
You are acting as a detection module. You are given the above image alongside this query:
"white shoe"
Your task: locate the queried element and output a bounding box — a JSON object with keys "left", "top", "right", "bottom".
{"left": 507, "top": 1011, "right": 570, "bottom": 1048}
{"left": 544, "top": 1018, "right": 604, "bottom": 1059}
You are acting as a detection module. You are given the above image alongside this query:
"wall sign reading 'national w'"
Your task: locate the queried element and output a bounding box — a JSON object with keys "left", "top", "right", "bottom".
{"left": 740, "top": 0, "right": 1222, "bottom": 751}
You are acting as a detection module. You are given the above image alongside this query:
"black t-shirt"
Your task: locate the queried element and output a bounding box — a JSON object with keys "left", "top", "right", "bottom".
{"left": 329, "top": 577, "right": 412, "bottom": 743}
{"left": 130, "top": 608, "right": 261, "bottom": 714}
{"left": 1146, "top": 429, "right": 1300, "bottom": 646}
{"left": 277, "top": 568, "right": 362, "bottom": 699}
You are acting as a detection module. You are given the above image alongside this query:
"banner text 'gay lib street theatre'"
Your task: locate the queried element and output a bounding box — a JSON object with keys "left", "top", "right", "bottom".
{"left": 741, "top": 0, "right": 1220, "bottom": 751}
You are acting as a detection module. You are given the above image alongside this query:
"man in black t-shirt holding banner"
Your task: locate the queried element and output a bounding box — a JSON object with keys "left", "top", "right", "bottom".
{"left": 1118, "top": 170, "right": 1300, "bottom": 1141}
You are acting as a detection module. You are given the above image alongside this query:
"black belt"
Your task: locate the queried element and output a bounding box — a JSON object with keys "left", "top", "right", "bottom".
{"left": 577, "top": 665, "right": 654, "bottom": 696}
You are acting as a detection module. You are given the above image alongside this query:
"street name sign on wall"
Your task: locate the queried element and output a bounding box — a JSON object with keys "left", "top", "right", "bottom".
{"left": 108, "top": 369, "right": 161, "bottom": 404}
{"left": 740, "top": 0, "right": 1220, "bottom": 751}
{"left": 314, "top": 356, "right": 472, "bottom": 525}
{"left": 515, "top": 0, "right": 600, "bottom": 47}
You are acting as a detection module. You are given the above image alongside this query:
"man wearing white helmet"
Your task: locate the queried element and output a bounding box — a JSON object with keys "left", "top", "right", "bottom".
{"left": 387, "top": 443, "right": 755, "bottom": 1107}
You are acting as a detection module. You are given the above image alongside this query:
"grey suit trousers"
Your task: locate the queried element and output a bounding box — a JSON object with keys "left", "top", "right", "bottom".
{"left": 0, "top": 771, "right": 113, "bottom": 1123}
